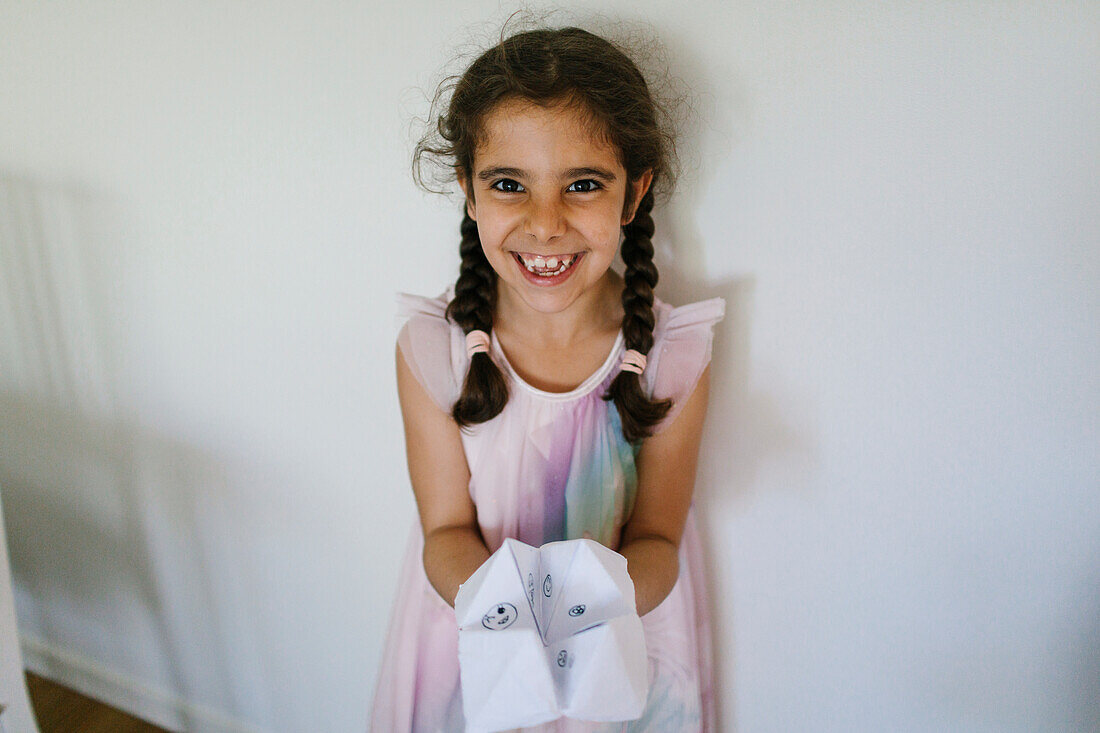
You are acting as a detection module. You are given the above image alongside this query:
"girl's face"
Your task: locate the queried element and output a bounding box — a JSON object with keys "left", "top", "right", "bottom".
{"left": 462, "top": 98, "right": 651, "bottom": 320}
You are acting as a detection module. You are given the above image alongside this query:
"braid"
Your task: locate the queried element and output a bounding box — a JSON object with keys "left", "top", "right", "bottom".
{"left": 445, "top": 211, "right": 509, "bottom": 426}
{"left": 604, "top": 189, "right": 672, "bottom": 443}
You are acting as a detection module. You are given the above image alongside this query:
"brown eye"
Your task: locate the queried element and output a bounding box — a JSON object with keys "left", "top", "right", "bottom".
{"left": 567, "top": 179, "right": 601, "bottom": 193}
{"left": 492, "top": 178, "right": 524, "bottom": 193}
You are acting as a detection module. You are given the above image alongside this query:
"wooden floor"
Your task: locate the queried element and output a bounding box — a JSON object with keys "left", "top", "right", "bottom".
{"left": 25, "top": 672, "right": 169, "bottom": 733}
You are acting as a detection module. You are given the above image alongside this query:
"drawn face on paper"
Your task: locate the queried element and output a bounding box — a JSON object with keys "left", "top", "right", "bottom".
{"left": 543, "top": 574, "right": 553, "bottom": 597}
{"left": 568, "top": 604, "right": 586, "bottom": 617}
{"left": 482, "top": 602, "right": 518, "bottom": 630}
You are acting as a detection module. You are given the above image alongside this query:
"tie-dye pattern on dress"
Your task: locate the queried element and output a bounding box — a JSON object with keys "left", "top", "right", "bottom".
{"left": 371, "top": 286, "right": 725, "bottom": 732}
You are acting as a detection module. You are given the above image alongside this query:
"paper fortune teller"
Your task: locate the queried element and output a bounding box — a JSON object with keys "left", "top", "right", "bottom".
{"left": 454, "top": 537, "right": 648, "bottom": 732}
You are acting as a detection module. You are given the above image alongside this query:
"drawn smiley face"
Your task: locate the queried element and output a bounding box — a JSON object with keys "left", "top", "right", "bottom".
{"left": 482, "top": 602, "right": 518, "bottom": 630}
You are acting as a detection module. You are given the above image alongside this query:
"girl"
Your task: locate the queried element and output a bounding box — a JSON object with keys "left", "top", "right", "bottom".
{"left": 372, "top": 25, "right": 725, "bottom": 732}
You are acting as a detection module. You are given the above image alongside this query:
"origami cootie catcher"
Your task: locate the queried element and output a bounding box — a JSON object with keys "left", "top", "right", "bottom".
{"left": 454, "top": 538, "right": 649, "bottom": 732}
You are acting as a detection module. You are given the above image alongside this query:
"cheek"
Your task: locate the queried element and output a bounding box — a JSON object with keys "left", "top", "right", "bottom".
{"left": 586, "top": 218, "right": 620, "bottom": 252}
{"left": 474, "top": 209, "right": 518, "bottom": 248}
{"left": 591, "top": 201, "right": 627, "bottom": 249}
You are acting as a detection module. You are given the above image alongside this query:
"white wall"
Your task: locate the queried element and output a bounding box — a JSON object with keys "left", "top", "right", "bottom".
{"left": 0, "top": 2, "right": 1096, "bottom": 731}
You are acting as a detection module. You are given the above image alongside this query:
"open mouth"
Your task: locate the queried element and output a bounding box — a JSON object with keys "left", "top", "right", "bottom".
{"left": 511, "top": 251, "right": 584, "bottom": 283}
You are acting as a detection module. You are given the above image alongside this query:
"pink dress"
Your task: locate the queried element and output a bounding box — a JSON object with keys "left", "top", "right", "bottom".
{"left": 371, "top": 286, "right": 726, "bottom": 732}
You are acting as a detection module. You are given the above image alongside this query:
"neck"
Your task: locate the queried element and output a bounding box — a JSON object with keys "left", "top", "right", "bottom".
{"left": 494, "top": 270, "right": 623, "bottom": 349}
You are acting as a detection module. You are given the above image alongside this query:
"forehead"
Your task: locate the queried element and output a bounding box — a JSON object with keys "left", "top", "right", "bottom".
{"left": 474, "top": 98, "right": 622, "bottom": 171}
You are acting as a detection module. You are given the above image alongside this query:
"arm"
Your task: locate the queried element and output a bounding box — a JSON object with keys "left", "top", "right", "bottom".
{"left": 617, "top": 364, "right": 711, "bottom": 616}
{"left": 396, "top": 342, "right": 490, "bottom": 607}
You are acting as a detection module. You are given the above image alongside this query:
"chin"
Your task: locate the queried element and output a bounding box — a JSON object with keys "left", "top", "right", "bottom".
{"left": 512, "top": 288, "right": 581, "bottom": 313}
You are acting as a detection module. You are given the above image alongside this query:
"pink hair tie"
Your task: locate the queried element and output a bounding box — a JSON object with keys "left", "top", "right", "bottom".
{"left": 466, "top": 329, "right": 491, "bottom": 358}
{"left": 620, "top": 349, "right": 647, "bottom": 375}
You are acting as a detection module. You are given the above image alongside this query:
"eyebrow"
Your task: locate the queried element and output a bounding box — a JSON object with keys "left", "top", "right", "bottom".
{"left": 475, "top": 166, "right": 619, "bottom": 182}
{"left": 476, "top": 166, "right": 524, "bottom": 182}
{"left": 565, "top": 166, "right": 618, "bottom": 182}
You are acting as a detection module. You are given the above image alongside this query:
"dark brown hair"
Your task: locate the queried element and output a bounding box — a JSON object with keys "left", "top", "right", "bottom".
{"left": 414, "top": 26, "right": 676, "bottom": 443}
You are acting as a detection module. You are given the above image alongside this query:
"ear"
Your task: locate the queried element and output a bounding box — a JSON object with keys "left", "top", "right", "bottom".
{"left": 621, "top": 169, "right": 654, "bottom": 225}
{"left": 456, "top": 169, "right": 477, "bottom": 221}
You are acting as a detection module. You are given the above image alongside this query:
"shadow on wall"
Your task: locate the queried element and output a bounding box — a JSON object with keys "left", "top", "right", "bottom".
{"left": 0, "top": 393, "right": 235, "bottom": 728}
{"left": 653, "top": 19, "right": 815, "bottom": 520}
{"left": 0, "top": 172, "right": 269, "bottom": 729}
{"left": 638, "top": 25, "right": 816, "bottom": 731}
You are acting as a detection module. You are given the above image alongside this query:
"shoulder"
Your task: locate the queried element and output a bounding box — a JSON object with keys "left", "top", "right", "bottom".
{"left": 642, "top": 295, "right": 726, "bottom": 434}
{"left": 395, "top": 286, "right": 457, "bottom": 350}
{"left": 395, "top": 286, "right": 466, "bottom": 413}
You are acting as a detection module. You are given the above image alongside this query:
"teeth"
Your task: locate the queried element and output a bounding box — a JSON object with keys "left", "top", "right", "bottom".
{"left": 519, "top": 253, "right": 576, "bottom": 270}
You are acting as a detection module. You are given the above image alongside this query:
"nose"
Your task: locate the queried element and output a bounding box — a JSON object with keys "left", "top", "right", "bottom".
{"left": 523, "top": 196, "right": 566, "bottom": 243}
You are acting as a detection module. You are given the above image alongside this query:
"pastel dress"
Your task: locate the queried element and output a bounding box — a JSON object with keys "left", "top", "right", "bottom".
{"left": 371, "top": 286, "right": 725, "bottom": 732}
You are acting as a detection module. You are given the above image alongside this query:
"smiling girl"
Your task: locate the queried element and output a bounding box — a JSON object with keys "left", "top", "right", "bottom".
{"left": 372, "top": 26, "right": 725, "bottom": 731}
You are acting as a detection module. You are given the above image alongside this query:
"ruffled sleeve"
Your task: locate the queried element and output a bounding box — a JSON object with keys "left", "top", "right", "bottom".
{"left": 642, "top": 296, "right": 726, "bottom": 435}
{"left": 394, "top": 288, "right": 465, "bottom": 413}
